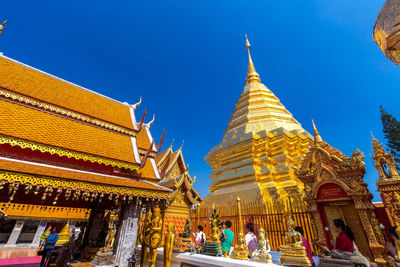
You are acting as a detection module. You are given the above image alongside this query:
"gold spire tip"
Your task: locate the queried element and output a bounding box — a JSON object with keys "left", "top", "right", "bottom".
{"left": 245, "top": 34, "right": 251, "bottom": 49}
{"left": 311, "top": 120, "right": 323, "bottom": 143}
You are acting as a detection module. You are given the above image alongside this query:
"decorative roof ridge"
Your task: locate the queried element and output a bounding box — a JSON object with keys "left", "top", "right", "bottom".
{"left": 0, "top": 156, "right": 143, "bottom": 182}
{"left": 0, "top": 88, "right": 136, "bottom": 136}
{"left": 141, "top": 179, "right": 173, "bottom": 192}
{"left": 0, "top": 134, "right": 139, "bottom": 170}
{"left": 0, "top": 54, "right": 125, "bottom": 106}
{"left": 156, "top": 147, "right": 173, "bottom": 167}
{"left": 165, "top": 149, "right": 185, "bottom": 176}
{"left": 0, "top": 170, "right": 170, "bottom": 200}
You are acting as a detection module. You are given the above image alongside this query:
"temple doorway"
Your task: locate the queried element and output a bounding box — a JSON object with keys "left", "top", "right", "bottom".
{"left": 319, "top": 200, "right": 373, "bottom": 261}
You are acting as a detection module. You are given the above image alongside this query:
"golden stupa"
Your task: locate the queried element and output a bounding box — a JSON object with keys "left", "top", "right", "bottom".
{"left": 203, "top": 36, "right": 312, "bottom": 205}
{"left": 56, "top": 221, "right": 71, "bottom": 245}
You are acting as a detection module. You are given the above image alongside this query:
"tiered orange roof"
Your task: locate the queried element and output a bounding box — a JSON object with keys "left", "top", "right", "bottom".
{"left": 0, "top": 100, "right": 135, "bottom": 164}
{"left": 0, "top": 56, "right": 133, "bottom": 129}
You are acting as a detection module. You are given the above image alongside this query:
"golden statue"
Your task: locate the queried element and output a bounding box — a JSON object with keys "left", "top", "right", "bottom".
{"left": 149, "top": 205, "right": 163, "bottom": 267}
{"left": 251, "top": 227, "right": 272, "bottom": 263}
{"left": 163, "top": 223, "right": 175, "bottom": 267}
{"left": 140, "top": 209, "right": 152, "bottom": 267}
{"left": 279, "top": 216, "right": 311, "bottom": 266}
{"left": 106, "top": 224, "right": 116, "bottom": 248}
{"left": 230, "top": 197, "right": 249, "bottom": 260}
{"left": 202, "top": 204, "right": 222, "bottom": 256}
{"left": 0, "top": 20, "right": 6, "bottom": 36}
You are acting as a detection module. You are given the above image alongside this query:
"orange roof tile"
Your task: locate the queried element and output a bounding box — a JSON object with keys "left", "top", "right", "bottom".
{"left": 138, "top": 157, "right": 157, "bottom": 179}
{"left": 137, "top": 127, "right": 151, "bottom": 150}
{"left": 0, "top": 56, "right": 133, "bottom": 129}
{"left": 1, "top": 100, "right": 135, "bottom": 163}
{"left": 0, "top": 158, "right": 166, "bottom": 191}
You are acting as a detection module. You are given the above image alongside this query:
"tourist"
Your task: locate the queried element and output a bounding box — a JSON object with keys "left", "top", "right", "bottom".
{"left": 39, "top": 225, "right": 51, "bottom": 249}
{"left": 195, "top": 225, "right": 206, "bottom": 245}
{"left": 331, "top": 219, "right": 354, "bottom": 253}
{"left": 221, "top": 220, "right": 234, "bottom": 255}
{"left": 220, "top": 221, "right": 226, "bottom": 242}
{"left": 40, "top": 227, "right": 59, "bottom": 267}
{"left": 294, "top": 226, "right": 315, "bottom": 267}
{"left": 245, "top": 223, "right": 258, "bottom": 256}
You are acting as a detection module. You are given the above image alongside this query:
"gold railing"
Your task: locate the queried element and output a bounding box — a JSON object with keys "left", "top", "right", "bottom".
{"left": 191, "top": 197, "right": 315, "bottom": 252}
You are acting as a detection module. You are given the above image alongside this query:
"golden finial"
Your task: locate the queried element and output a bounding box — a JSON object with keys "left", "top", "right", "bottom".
{"left": 0, "top": 20, "right": 7, "bottom": 36}
{"left": 311, "top": 120, "right": 323, "bottom": 143}
{"left": 371, "top": 131, "right": 377, "bottom": 141}
{"left": 169, "top": 138, "right": 174, "bottom": 149}
{"left": 179, "top": 140, "right": 184, "bottom": 150}
{"left": 146, "top": 114, "right": 155, "bottom": 127}
{"left": 245, "top": 34, "right": 261, "bottom": 85}
{"left": 131, "top": 96, "right": 142, "bottom": 110}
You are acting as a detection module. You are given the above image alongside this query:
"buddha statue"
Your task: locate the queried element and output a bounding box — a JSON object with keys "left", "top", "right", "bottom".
{"left": 279, "top": 216, "right": 311, "bottom": 266}
{"left": 251, "top": 227, "right": 272, "bottom": 263}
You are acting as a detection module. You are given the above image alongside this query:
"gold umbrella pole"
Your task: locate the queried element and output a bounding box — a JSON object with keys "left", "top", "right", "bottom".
{"left": 230, "top": 197, "right": 249, "bottom": 260}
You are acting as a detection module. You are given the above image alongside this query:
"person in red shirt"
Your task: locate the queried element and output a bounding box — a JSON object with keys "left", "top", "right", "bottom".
{"left": 330, "top": 219, "right": 354, "bottom": 253}
{"left": 294, "top": 226, "right": 315, "bottom": 267}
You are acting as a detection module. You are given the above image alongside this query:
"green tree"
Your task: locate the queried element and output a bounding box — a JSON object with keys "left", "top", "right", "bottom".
{"left": 380, "top": 106, "right": 400, "bottom": 170}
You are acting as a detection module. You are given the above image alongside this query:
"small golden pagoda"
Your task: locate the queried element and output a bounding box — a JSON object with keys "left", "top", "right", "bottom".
{"left": 372, "top": 134, "right": 400, "bottom": 226}
{"left": 203, "top": 36, "right": 312, "bottom": 206}
{"left": 56, "top": 221, "right": 71, "bottom": 245}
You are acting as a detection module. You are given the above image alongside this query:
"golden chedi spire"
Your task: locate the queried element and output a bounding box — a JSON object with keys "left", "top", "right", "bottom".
{"left": 56, "top": 221, "right": 71, "bottom": 245}
{"left": 245, "top": 35, "right": 261, "bottom": 85}
{"left": 204, "top": 36, "right": 312, "bottom": 205}
{"left": 312, "top": 120, "right": 323, "bottom": 143}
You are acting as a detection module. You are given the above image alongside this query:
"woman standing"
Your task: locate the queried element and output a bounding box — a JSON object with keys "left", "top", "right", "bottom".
{"left": 221, "top": 221, "right": 234, "bottom": 255}
{"left": 331, "top": 219, "right": 354, "bottom": 253}
{"left": 40, "top": 227, "right": 59, "bottom": 267}
{"left": 245, "top": 223, "right": 258, "bottom": 256}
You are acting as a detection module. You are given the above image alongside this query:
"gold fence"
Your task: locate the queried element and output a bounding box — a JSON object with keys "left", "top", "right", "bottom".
{"left": 191, "top": 197, "right": 315, "bottom": 252}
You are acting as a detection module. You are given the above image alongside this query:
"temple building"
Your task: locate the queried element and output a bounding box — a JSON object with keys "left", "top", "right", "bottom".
{"left": 203, "top": 36, "right": 312, "bottom": 206}
{"left": 0, "top": 53, "right": 176, "bottom": 266}
{"left": 156, "top": 145, "right": 202, "bottom": 235}
{"left": 297, "top": 124, "right": 386, "bottom": 265}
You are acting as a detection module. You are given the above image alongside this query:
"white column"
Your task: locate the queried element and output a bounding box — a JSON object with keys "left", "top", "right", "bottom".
{"left": 5, "top": 220, "right": 25, "bottom": 247}
{"left": 115, "top": 201, "right": 141, "bottom": 267}
{"left": 30, "top": 221, "right": 47, "bottom": 247}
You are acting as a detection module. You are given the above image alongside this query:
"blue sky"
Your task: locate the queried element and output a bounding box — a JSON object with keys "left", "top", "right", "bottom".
{"left": 1, "top": 1, "right": 398, "bottom": 201}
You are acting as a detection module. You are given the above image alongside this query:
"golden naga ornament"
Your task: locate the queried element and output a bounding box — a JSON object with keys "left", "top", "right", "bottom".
{"left": 251, "top": 227, "right": 272, "bottom": 263}
{"left": 230, "top": 197, "right": 249, "bottom": 260}
{"left": 279, "top": 216, "right": 311, "bottom": 267}
{"left": 163, "top": 223, "right": 175, "bottom": 267}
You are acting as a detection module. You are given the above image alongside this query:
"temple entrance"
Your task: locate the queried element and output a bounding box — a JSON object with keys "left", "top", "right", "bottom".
{"left": 319, "top": 201, "right": 373, "bottom": 260}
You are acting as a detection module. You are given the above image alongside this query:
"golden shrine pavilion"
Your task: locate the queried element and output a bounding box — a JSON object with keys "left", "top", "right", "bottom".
{"left": 372, "top": 134, "right": 400, "bottom": 226}
{"left": 0, "top": 53, "right": 176, "bottom": 266}
{"left": 156, "top": 145, "right": 202, "bottom": 234}
{"left": 203, "top": 36, "right": 312, "bottom": 206}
